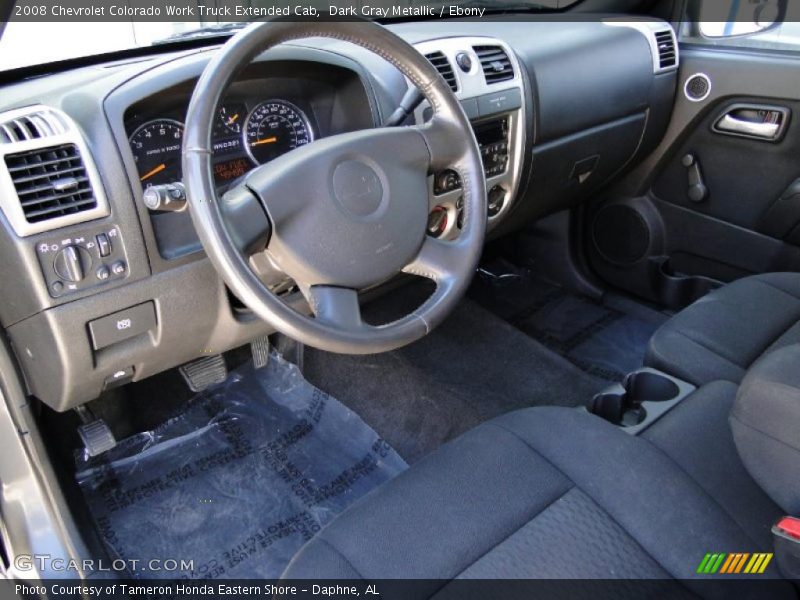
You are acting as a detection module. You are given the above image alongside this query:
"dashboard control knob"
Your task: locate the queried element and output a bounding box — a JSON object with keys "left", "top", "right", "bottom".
{"left": 96, "top": 266, "right": 110, "bottom": 281}
{"left": 487, "top": 185, "right": 506, "bottom": 217}
{"left": 96, "top": 233, "right": 111, "bottom": 257}
{"left": 427, "top": 206, "right": 449, "bottom": 237}
{"left": 142, "top": 182, "right": 187, "bottom": 212}
{"left": 456, "top": 52, "right": 472, "bottom": 73}
{"left": 111, "top": 261, "right": 127, "bottom": 276}
{"left": 434, "top": 169, "right": 461, "bottom": 195}
{"left": 54, "top": 245, "right": 92, "bottom": 283}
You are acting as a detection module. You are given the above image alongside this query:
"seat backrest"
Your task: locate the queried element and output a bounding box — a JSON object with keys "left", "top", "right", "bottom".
{"left": 731, "top": 344, "right": 800, "bottom": 515}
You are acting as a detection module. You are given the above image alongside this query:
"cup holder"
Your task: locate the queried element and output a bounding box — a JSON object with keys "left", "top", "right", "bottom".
{"left": 590, "top": 391, "right": 647, "bottom": 427}
{"left": 624, "top": 371, "right": 680, "bottom": 402}
{"left": 588, "top": 370, "right": 683, "bottom": 428}
{"left": 649, "top": 256, "right": 723, "bottom": 310}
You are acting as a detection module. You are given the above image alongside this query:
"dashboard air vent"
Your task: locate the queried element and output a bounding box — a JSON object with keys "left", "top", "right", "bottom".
{"left": 473, "top": 45, "right": 514, "bottom": 85}
{"left": 424, "top": 51, "right": 458, "bottom": 92}
{"left": 654, "top": 30, "right": 677, "bottom": 70}
{"left": 0, "top": 110, "right": 67, "bottom": 144}
{"left": 4, "top": 144, "right": 97, "bottom": 224}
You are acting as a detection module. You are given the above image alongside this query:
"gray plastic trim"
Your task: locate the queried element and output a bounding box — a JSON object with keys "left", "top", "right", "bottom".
{"left": 604, "top": 19, "right": 680, "bottom": 75}
{"left": 0, "top": 106, "right": 110, "bottom": 237}
{"left": 0, "top": 334, "right": 88, "bottom": 578}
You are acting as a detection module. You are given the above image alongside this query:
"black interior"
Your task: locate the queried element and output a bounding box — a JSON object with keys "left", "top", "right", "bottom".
{"left": 1, "top": 0, "right": 800, "bottom": 589}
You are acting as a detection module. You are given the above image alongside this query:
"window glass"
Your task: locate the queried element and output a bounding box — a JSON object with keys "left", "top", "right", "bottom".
{"left": 684, "top": 0, "right": 800, "bottom": 51}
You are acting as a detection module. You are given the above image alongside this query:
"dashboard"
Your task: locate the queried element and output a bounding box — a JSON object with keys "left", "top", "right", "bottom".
{"left": 0, "top": 19, "right": 680, "bottom": 410}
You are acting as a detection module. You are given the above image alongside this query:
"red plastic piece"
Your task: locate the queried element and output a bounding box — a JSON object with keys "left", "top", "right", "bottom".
{"left": 776, "top": 516, "right": 800, "bottom": 540}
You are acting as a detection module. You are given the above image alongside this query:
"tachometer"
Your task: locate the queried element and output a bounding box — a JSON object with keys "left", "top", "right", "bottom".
{"left": 128, "top": 119, "right": 184, "bottom": 187}
{"left": 243, "top": 100, "right": 313, "bottom": 165}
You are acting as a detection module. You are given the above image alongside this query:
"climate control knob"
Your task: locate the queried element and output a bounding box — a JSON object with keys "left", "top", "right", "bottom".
{"left": 54, "top": 245, "right": 92, "bottom": 283}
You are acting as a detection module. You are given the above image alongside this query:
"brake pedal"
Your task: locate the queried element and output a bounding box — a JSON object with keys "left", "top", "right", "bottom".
{"left": 179, "top": 354, "right": 227, "bottom": 392}
{"left": 275, "top": 334, "right": 304, "bottom": 372}
{"left": 78, "top": 419, "right": 117, "bottom": 457}
{"left": 250, "top": 335, "right": 271, "bottom": 370}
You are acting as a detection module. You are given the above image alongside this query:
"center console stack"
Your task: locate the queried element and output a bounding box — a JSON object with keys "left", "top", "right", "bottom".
{"left": 414, "top": 37, "right": 526, "bottom": 240}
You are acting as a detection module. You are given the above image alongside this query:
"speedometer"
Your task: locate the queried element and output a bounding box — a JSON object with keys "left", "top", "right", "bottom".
{"left": 243, "top": 100, "right": 313, "bottom": 165}
{"left": 128, "top": 119, "right": 184, "bottom": 187}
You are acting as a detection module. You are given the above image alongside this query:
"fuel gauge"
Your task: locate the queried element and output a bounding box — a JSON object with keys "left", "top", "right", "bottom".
{"left": 217, "top": 104, "right": 245, "bottom": 135}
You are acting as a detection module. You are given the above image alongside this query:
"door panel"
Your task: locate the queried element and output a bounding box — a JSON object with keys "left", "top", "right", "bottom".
{"left": 588, "top": 46, "right": 800, "bottom": 308}
{"left": 652, "top": 96, "right": 800, "bottom": 232}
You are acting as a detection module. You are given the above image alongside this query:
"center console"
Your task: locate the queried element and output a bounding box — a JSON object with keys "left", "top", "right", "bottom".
{"left": 413, "top": 37, "right": 527, "bottom": 240}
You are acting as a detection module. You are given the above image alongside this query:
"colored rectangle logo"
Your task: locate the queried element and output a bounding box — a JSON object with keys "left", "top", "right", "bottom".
{"left": 697, "top": 552, "right": 773, "bottom": 574}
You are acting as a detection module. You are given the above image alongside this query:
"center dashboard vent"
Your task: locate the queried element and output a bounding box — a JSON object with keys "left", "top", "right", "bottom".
{"left": 4, "top": 144, "right": 97, "bottom": 224}
{"left": 424, "top": 51, "right": 458, "bottom": 92}
{"left": 654, "top": 29, "right": 677, "bottom": 70}
{"left": 473, "top": 45, "right": 514, "bottom": 84}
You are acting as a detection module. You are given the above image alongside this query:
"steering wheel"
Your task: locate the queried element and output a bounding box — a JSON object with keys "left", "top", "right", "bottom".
{"left": 183, "top": 20, "right": 486, "bottom": 354}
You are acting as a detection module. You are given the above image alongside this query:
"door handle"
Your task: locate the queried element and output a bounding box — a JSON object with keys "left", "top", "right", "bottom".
{"left": 716, "top": 114, "right": 780, "bottom": 139}
{"left": 713, "top": 104, "right": 790, "bottom": 142}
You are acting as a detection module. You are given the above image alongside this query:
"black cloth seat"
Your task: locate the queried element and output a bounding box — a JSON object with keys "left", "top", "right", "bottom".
{"left": 282, "top": 393, "right": 793, "bottom": 598}
{"left": 646, "top": 273, "right": 800, "bottom": 386}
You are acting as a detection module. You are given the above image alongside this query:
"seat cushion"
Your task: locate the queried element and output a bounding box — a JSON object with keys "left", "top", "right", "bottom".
{"left": 282, "top": 406, "right": 791, "bottom": 598}
{"left": 646, "top": 273, "right": 800, "bottom": 386}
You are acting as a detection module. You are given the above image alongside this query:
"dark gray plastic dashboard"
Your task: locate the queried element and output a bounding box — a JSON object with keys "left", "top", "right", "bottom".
{"left": 0, "top": 17, "right": 678, "bottom": 410}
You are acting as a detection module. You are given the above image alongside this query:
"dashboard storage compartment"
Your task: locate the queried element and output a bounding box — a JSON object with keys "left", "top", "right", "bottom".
{"left": 526, "top": 113, "right": 647, "bottom": 220}
{"left": 587, "top": 368, "right": 695, "bottom": 434}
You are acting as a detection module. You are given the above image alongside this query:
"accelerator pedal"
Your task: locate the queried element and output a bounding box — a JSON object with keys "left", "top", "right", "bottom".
{"left": 250, "top": 335, "right": 271, "bottom": 370}
{"left": 179, "top": 354, "right": 227, "bottom": 393}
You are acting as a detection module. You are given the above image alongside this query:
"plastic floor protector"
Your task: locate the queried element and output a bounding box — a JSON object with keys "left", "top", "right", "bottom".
{"left": 75, "top": 352, "right": 408, "bottom": 579}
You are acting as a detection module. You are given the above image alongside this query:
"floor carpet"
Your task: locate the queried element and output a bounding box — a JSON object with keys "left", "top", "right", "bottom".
{"left": 470, "top": 261, "right": 668, "bottom": 383}
{"left": 304, "top": 280, "right": 607, "bottom": 463}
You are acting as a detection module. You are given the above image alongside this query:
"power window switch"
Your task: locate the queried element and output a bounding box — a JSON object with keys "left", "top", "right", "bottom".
{"left": 97, "top": 233, "right": 111, "bottom": 257}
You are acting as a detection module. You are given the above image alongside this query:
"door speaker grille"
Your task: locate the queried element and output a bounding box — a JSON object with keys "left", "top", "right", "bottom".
{"left": 593, "top": 204, "right": 651, "bottom": 265}
{"left": 685, "top": 73, "right": 711, "bottom": 102}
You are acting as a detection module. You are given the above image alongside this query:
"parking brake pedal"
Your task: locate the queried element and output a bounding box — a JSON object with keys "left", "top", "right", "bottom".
{"left": 179, "top": 354, "right": 227, "bottom": 392}
{"left": 76, "top": 408, "right": 116, "bottom": 457}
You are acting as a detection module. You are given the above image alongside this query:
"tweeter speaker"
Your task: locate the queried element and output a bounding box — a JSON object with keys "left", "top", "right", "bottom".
{"left": 592, "top": 204, "right": 651, "bottom": 265}
{"left": 684, "top": 73, "right": 712, "bottom": 102}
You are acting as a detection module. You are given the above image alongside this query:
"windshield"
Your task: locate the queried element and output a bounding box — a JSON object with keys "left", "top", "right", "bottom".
{"left": 0, "top": 0, "right": 572, "bottom": 72}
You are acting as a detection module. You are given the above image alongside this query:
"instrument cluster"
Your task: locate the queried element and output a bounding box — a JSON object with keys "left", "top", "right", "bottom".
{"left": 127, "top": 98, "right": 315, "bottom": 189}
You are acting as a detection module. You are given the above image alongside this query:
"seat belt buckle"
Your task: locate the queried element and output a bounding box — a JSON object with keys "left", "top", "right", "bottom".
{"left": 772, "top": 516, "right": 800, "bottom": 579}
